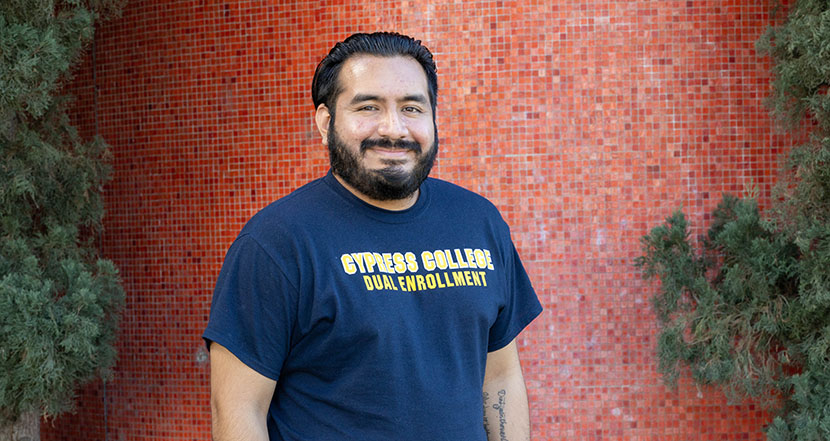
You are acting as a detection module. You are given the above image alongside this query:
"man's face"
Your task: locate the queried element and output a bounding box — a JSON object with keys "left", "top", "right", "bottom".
{"left": 316, "top": 55, "right": 437, "bottom": 202}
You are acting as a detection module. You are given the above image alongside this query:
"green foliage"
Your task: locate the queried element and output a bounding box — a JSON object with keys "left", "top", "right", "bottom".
{"left": 639, "top": 1, "right": 830, "bottom": 439}
{"left": 637, "top": 198, "right": 796, "bottom": 404}
{"left": 757, "top": 1, "right": 830, "bottom": 133}
{"left": 0, "top": 0, "right": 124, "bottom": 424}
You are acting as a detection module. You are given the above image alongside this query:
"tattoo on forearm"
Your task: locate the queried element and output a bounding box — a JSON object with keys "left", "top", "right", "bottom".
{"left": 484, "top": 389, "right": 510, "bottom": 441}
{"left": 493, "top": 389, "right": 508, "bottom": 441}
{"left": 482, "top": 392, "right": 492, "bottom": 437}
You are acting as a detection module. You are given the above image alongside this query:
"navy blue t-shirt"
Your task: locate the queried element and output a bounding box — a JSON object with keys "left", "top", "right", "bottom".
{"left": 204, "top": 171, "right": 542, "bottom": 440}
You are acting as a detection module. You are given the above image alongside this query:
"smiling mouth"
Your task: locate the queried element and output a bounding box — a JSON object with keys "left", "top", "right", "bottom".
{"left": 360, "top": 138, "right": 421, "bottom": 154}
{"left": 370, "top": 147, "right": 412, "bottom": 156}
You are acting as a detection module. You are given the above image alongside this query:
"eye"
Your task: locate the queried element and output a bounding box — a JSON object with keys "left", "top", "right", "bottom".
{"left": 403, "top": 106, "right": 423, "bottom": 113}
{"left": 358, "top": 105, "right": 378, "bottom": 111}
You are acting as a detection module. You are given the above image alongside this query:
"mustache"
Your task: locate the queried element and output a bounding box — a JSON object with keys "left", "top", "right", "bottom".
{"left": 360, "top": 138, "right": 422, "bottom": 154}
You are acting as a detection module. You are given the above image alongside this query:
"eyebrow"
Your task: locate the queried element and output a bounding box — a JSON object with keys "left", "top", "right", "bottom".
{"left": 349, "top": 93, "right": 429, "bottom": 105}
{"left": 402, "top": 94, "right": 429, "bottom": 105}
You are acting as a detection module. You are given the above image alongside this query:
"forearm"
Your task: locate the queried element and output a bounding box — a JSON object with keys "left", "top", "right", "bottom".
{"left": 482, "top": 360, "right": 530, "bottom": 441}
{"left": 482, "top": 376, "right": 530, "bottom": 441}
{"left": 209, "top": 342, "right": 275, "bottom": 441}
{"left": 211, "top": 406, "right": 269, "bottom": 441}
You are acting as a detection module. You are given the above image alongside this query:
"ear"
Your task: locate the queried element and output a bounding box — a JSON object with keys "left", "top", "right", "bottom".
{"left": 315, "top": 104, "right": 331, "bottom": 145}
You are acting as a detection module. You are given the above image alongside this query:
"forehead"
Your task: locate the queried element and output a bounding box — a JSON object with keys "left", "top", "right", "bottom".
{"left": 335, "top": 55, "right": 429, "bottom": 103}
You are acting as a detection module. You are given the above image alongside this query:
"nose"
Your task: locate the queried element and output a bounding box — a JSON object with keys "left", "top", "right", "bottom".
{"left": 376, "top": 109, "right": 407, "bottom": 139}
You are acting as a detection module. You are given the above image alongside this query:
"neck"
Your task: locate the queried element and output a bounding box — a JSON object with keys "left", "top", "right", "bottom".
{"left": 332, "top": 173, "right": 420, "bottom": 211}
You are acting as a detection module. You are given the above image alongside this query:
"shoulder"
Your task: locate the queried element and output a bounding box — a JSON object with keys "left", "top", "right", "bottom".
{"left": 424, "top": 177, "right": 504, "bottom": 218}
{"left": 228, "top": 177, "right": 344, "bottom": 264}
{"left": 241, "top": 177, "right": 332, "bottom": 235}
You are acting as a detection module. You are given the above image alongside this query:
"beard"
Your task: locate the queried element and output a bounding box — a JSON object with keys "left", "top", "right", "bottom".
{"left": 327, "top": 122, "right": 438, "bottom": 202}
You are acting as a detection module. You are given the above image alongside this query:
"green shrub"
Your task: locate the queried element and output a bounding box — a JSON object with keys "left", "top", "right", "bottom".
{"left": 0, "top": 0, "right": 125, "bottom": 424}
{"left": 638, "top": 2, "right": 830, "bottom": 440}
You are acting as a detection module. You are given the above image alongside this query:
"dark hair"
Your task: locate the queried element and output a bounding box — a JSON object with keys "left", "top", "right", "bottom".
{"left": 311, "top": 32, "right": 438, "bottom": 116}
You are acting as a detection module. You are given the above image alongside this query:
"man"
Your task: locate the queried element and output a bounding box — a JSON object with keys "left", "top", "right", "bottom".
{"left": 204, "top": 32, "right": 542, "bottom": 441}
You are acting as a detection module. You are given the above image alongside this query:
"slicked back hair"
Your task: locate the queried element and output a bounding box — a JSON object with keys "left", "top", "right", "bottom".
{"left": 311, "top": 32, "right": 438, "bottom": 118}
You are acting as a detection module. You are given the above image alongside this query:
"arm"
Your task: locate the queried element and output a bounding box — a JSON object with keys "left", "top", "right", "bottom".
{"left": 482, "top": 340, "right": 530, "bottom": 441}
{"left": 210, "top": 342, "right": 277, "bottom": 441}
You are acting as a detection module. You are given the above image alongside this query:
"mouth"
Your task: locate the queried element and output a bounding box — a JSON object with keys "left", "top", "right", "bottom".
{"left": 368, "top": 147, "right": 413, "bottom": 158}
{"left": 361, "top": 138, "right": 421, "bottom": 155}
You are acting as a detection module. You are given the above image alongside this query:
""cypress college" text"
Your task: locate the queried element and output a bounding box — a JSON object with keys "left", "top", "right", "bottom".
{"left": 339, "top": 248, "right": 496, "bottom": 293}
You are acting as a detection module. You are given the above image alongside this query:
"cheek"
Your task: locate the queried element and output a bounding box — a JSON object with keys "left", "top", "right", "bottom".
{"left": 354, "top": 121, "right": 374, "bottom": 136}
{"left": 341, "top": 117, "right": 376, "bottom": 139}
{"left": 333, "top": 114, "right": 372, "bottom": 140}
{"left": 411, "top": 121, "right": 435, "bottom": 145}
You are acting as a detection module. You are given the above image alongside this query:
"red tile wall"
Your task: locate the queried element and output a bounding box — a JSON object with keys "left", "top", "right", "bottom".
{"left": 43, "top": 0, "right": 791, "bottom": 439}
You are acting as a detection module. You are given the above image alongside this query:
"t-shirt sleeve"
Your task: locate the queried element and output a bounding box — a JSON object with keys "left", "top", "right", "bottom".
{"left": 203, "top": 234, "right": 298, "bottom": 381}
{"left": 487, "top": 241, "right": 543, "bottom": 352}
